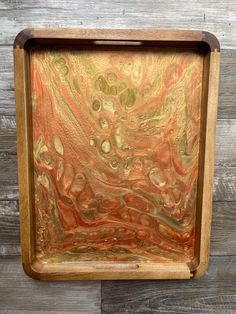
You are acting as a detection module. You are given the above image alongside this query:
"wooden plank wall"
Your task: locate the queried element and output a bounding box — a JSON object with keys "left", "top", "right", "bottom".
{"left": 0, "top": 1, "right": 235, "bottom": 313}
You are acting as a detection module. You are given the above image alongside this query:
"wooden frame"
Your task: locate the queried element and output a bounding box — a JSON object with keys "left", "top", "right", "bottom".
{"left": 14, "top": 29, "right": 220, "bottom": 280}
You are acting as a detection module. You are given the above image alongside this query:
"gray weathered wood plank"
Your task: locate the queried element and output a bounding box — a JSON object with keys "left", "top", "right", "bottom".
{"left": 1, "top": 46, "right": 236, "bottom": 118}
{"left": 215, "top": 118, "right": 236, "bottom": 166}
{"left": 0, "top": 114, "right": 16, "bottom": 153}
{"left": 214, "top": 167, "right": 236, "bottom": 202}
{"left": 0, "top": 185, "right": 18, "bottom": 201}
{"left": 218, "top": 49, "right": 236, "bottom": 119}
{"left": 0, "top": 0, "right": 236, "bottom": 49}
{"left": 101, "top": 256, "right": 236, "bottom": 313}
{"left": 0, "top": 155, "right": 18, "bottom": 199}
{"left": 0, "top": 256, "right": 101, "bottom": 313}
{"left": 0, "top": 201, "right": 20, "bottom": 255}
{"left": 1, "top": 201, "right": 235, "bottom": 256}
{"left": 1, "top": 116, "right": 235, "bottom": 201}
{"left": 211, "top": 202, "right": 236, "bottom": 256}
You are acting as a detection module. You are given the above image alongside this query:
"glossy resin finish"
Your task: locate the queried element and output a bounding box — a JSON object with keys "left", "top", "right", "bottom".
{"left": 31, "top": 46, "right": 203, "bottom": 265}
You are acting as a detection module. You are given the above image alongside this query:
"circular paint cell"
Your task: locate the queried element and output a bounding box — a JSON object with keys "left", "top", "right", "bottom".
{"left": 99, "top": 118, "right": 109, "bottom": 129}
{"left": 101, "top": 139, "right": 111, "bottom": 154}
{"left": 92, "top": 99, "right": 101, "bottom": 112}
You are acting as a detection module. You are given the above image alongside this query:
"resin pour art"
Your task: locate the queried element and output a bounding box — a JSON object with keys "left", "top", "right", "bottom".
{"left": 31, "top": 47, "right": 203, "bottom": 264}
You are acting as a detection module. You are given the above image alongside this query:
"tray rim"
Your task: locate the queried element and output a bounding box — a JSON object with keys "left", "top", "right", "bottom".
{"left": 14, "top": 28, "right": 220, "bottom": 280}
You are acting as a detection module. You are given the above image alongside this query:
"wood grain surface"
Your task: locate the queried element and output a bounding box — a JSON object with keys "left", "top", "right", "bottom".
{"left": 0, "top": 0, "right": 236, "bottom": 312}
{"left": 0, "top": 0, "right": 236, "bottom": 49}
{"left": 0, "top": 256, "right": 101, "bottom": 313}
{"left": 101, "top": 256, "right": 236, "bottom": 313}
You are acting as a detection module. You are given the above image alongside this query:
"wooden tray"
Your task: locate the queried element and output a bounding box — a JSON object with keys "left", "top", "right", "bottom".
{"left": 14, "top": 29, "right": 220, "bottom": 280}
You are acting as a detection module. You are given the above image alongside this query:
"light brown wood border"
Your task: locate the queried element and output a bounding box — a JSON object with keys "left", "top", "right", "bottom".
{"left": 194, "top": 50, "right": 220, "bottom": 278}
{"left": 14, "top": 29, "right": 220, "bottom": 280}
